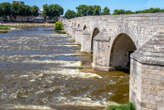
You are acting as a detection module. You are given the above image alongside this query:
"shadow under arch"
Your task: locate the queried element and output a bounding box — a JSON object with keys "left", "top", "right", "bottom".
{"left": 91, "top": 28, "right": 100, "bottom": 53}
{"left": 83, "top": 25, "right": 87, "bottom": 30}
{"left": 77, "top": 24, "right": 80, "bottom": 28}
{"left": 110, "top": 33, "right": 136, "bottom": 72}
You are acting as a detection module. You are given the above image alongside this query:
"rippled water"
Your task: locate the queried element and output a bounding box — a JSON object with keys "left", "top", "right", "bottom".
{"left": 0, "top": 27, "right": 129, "bottom": 110}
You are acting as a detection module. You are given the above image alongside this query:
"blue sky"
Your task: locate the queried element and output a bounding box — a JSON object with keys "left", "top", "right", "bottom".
{"left": 1, "top": 0, "right": 164, "bottom": 12}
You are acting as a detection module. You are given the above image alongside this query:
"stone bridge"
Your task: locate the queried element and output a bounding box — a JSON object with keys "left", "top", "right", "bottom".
{"left": 63, "top": 13, "right": 164, "bottom": 110}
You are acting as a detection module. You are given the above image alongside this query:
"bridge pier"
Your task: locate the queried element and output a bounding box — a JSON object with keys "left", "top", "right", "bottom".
{"left": 74, "top": 29, "right": 82, "bottom": 44}
{"left": 92, "top": 32, "right": 112, "bottom": 71}
{"left": 71, "top": 28, "right": 76, "bottom": 40}
{"left": 80, "top": 30, "right": 91, "bottom": 52}
{"left": 130, "top": 32, "right": 164, "bottom": 110}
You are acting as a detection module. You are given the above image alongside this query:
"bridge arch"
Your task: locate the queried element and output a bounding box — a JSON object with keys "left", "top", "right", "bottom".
{"left": 110, "top": 33, "right": 136, "bottom": 71}
{"left": 83, "top": 25, "right": 87, "bottom": 30}
{"left": 77, "top": 24, "right": 80, "bottom": 28}
{"left": 91, "top": 28, "right": 100, "bottom": 52}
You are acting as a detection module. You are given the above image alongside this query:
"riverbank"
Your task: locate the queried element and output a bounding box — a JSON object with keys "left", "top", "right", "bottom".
{"left": 0, "top": 23, "right": 54, "bottom": 33}
{"left": 0, "top": 25, "right": 19, "bottom": 33}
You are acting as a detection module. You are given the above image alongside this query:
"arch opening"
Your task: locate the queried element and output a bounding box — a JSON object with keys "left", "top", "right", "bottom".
{"left": 83, "top": 25, "right": 87, "bottom": 30}
{"left": 91, "top": 28, "right": 100, "bottom": 53}
{"left": 110, "top": 34, "right": 136, "bottom": 72}
{"left": 78, "top": 24, "right": 80, "bottom": 28}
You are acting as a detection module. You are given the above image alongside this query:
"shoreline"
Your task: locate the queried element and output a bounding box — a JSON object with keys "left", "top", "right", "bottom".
{"left": 0, "top": 23, "right": 54, "bottom": 27}
{"left": 0, "top": 23, "right": 54, "bottom": 33}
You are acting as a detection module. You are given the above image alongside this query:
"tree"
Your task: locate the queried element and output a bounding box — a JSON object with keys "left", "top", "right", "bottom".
{"left": 12, "top": 2, "right": 24, "bottom": 16}
{"left": 76, "top": 5, "right": 89, "bottom": 16}
{"left": 0, "top": 2, "right": 12, "bottom": 17}
{"left": 76, "top": 5, "right": 101, "bottom": 16}
{"left": 113, "top": 9, "right": 126, "bottom": 15}
{"left": 136, "top": 8, "right": 161, "bottom": 14}
{"left": 23, "top": 5, "right": 32, "bottom": 16}
{"left": 92, "top": 5, "right": 101, "bottom": 15}
{"left": 102, "top": 6, "right": 110, "bottom": 15}
{"left": 65, "top": 10, "right": 76, "bottom": 19}
{"left": 125, "top": 10, "right": 134, "bottom": 14}
{"left": 31, "top": 5, "right": 39, "bottom": 16}
{"left": 42, "top": 4, "right": 64, "bottom": 19}
{"left": 42, "top": 4, "right": 48, "bottom": 17}
{"left": 87, "top": 6, "right": 94, "bottom": 15}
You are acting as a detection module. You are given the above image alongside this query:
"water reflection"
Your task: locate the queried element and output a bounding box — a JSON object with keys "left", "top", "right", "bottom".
{"left": 0, "top": 27, "right": 129, "bottom": 109}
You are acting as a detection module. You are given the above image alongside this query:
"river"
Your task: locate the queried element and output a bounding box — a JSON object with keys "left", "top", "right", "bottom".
{"left": 0, "top": 27, "right": 129, "bottom": 110}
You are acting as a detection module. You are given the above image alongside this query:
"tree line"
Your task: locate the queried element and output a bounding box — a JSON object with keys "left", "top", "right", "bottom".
{"left": 65, "top": 5, "right": 110, "bottom": 19}
{"left": 0, "top": 2, "right": 164, "bottom": 20}
{"left": 0, "top": 2, "right": 39, "bottom": 17}
{"left": 65, "top": 6, "right": 164, "bottom": 19}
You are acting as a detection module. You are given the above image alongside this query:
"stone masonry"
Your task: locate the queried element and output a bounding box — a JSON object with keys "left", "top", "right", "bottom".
{"left": 63, "top": 13, "right": 164, "bottom": 110}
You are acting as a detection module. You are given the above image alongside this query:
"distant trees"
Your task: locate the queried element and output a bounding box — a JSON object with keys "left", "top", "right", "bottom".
{"left": 76, "top": 5, "right": 89, "bottom": 16}
{"left": 113, "top": 9, "right": 134, "bottom": 15}
{"left": 136, "top": 8, "right": 161, "bottom": 13}
{"left": 76, "top": 5, "right": 101, "bottom": 16}
{"left": 65, "top": 10, "right": 76, "bottom": 19}
{"left": 0, "top": 2, "right": 12, "bottom": 17}
{"left": 31, "top": 5, "right": 39, "bottom": 16}
{"left": 43, "top": 4, "right": 64, "bottom": 19}
{"left": 64, "top": 5, "right": 164, "bottom": 19}
{"left": 113, "top": 8, "right": 164, "bottom": 15}
{"left": 12, "top": 2, "right": 32, "bottom": 16}
{"left": 1, "top": 1, "right": 164, "bottom": 20}
{"left": 0, "top": 2, "right": 39, "bottom": 17}
{"left": 102, "top": 7, "right": 110, "bottom": 15}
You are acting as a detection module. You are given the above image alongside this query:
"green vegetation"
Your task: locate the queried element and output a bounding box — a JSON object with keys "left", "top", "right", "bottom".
{"left": 106, "top": 102, "right": 135, "bottom": 110}
{"left": 102, "top": 7, "right": 110, "bottom": 15}
{"left": 65, "top": 10, "right": 77, "bottom": 19}
{"left": 0, "top": 1, "right": 164, "bottom": 21}
{"left": 54, "top": 21, "right": 64, "bottom": 30}
{"left": 113, "top": 9, "right": 134, "bottom": 15}
{"left": 0, "top": 25, "right": 19, "bottom": 33}
{"left": 113, "top": 8, "right": 163, "bottom": 15}
{"left": 54, "top": 21, "right": 66, "bottom": 34}
{"left": 31, "top": 5, "right": 39, "bottom": 16}
{"left": 64, "top": 5, "right": 164, "bottom": 18}
{"left": 136, "top": 8, "right": 163, "bottom": 13}
{"left": 76, "top": 5, "right": 101, "bottom": 16}
{"left": 0, "top": 2, "right": 12, "bottom": 17}
{"left": 0, "top": 2, "right": 39, "bottom": 17}
{"left": 43, "top": 4, "right": 64, "bottom": 20}
{"left": 0, "top": 30, "right": 10, "bottom": 33}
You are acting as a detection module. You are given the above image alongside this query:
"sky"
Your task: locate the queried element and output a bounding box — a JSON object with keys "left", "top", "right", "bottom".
{"left": 1, "top": 0, "right": 164, "bottom": 12}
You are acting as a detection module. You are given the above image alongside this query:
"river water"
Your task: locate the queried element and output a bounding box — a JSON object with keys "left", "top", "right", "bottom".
{"left": 0, "top": 27, "right": 129, "bottom": 110}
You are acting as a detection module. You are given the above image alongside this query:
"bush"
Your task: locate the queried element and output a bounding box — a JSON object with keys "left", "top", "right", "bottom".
{"left": 106, "top": 102, "right": 135, "bottom": 110}
{"left": 54, "top": 21, "right": 64, "bottom": 31}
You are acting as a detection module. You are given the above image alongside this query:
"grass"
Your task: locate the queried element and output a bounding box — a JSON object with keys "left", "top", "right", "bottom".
{"left": 0, "top": 25, "right": 20, "bottom": 33}
{"left": 0, "top": 30, "right": 10, "bottom": 33}
{"left": 105, "top": 102, "right": 135, "bottom": 110}
{"left": 0, "top": 25, "right": 10, "bottom": 30}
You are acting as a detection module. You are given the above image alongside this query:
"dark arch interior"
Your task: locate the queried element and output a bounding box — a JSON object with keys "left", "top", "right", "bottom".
{"left": 110, "top": 34, "right": 136, "bottom": 72}
{"left": 91, "top": 28, "right": 100, "bottom": 52}
{"left": 78, "top": 24, "right": 80, "bottom": 28}
{"left": 83, "top": 25, "right": 87, "bottom": 30}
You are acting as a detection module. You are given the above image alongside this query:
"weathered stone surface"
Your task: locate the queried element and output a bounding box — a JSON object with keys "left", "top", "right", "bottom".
{"left": 63, "top": 13, "right": 164, "bottom": 110}
{"left": 131, "top": 32, "right": 164, "bottom": 110}
{"left": 131, "top": 32, "right": 164, "bottom": 66}
{"left": 63, "top": 13, "right": 164, "bottom": 71}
